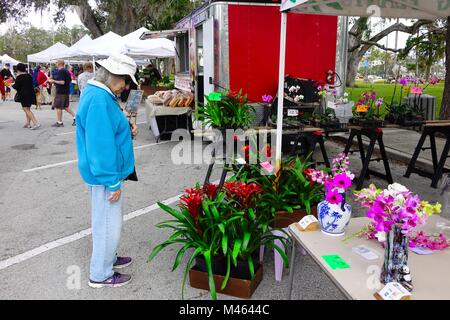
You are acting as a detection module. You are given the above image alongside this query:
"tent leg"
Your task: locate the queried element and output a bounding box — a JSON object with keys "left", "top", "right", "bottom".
{"left": 275, "top": 11, "right": 288, "bottom": 170}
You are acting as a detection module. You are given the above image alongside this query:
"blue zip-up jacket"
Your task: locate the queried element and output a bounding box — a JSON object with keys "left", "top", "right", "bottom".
{"left": 76, "top": 80, "right": 135, "bottom": 191}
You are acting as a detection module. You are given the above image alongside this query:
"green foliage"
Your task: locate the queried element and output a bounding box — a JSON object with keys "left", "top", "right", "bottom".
{"left": 232, "top": 156, "right": 325, "bottom": 217}
{"left": 148, "top": 182, "right": 289, "bottom": 300}
{"left": 195, "top": 89, "right": 255, "bottom": 129}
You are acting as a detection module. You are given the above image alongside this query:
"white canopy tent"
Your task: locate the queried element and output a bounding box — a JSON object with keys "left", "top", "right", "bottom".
{"left": 1, "top": 54, "right": 21, "bottom": 66}
{"left": 122, "top": 38, "right": 175, "bottom": 59}
{"left": 58, "top": 34, "right": 93, "bottom": 59}
{"left": 274, "top": 0, "right": 450, "bottom": 166}
{"left": 81, "top": 31, "right": 125, "bottom": 59}
{"left": 122, "top": 27, "right": 150, "bottom": 42}
{"left": 27, "top": 42, "right": 69, "bottom": 63}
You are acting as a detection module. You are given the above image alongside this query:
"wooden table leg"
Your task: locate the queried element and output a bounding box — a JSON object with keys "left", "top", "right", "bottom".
{"left": 404, "top": 128, "right": 428, "bottom": 178}
{"left": 356, "top": 135, "right": 376, "bottom": 190}
{"left": 377, "top": 133, "right": 394, "bottom": 184}
{"left": 431, "top": 139, "right": 450, "bottom": 188}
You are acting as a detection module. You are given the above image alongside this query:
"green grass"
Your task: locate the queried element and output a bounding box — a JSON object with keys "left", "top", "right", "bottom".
{"left": 346, "top": 80, "right": 444, "bottom": 118}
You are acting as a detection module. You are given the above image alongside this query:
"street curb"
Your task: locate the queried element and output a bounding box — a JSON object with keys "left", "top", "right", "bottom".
{"left": 328, "top": 134, "right": 436, "bottom": 174}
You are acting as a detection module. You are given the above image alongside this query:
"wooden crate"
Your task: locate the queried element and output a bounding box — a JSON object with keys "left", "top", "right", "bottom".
{"left": 189, "top": 265, "right": 263, "bottom": 299}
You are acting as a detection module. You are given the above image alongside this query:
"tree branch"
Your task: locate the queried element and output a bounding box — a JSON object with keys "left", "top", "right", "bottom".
{"left": 360, "top": 41, "right": 402, "bottom": 53}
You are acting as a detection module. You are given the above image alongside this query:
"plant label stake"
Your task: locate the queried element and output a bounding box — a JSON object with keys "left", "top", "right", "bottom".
{"left": 208, "top": 92, "right": 222, "bottom": 101}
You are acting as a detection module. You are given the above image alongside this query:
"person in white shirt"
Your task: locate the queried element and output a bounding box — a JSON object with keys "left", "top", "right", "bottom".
{"left": 77, "top": 62, "right": 95, "bottom": 95}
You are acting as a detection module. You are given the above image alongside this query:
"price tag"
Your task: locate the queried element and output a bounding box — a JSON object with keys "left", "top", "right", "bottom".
{"left": 260, "top": 161, "right": 274, "bottom": 173}
{"left": 375, "top": 282, "right": 412, "bottom": 300}
{"left": 352, "top": 245, "right": 379, "bottom": 260}
{"left": 235, "top": 158, "right": 246, "bottom": 165}
{"left": 322, "top": 254, "right": 350, "bottom": 270}
{"left": 208, "top": 92, "right": 222, "bottom": 101}
{"left": 298, "top": 215, "right": 319, "bottom": 231}
{"left": 287, "top": 109, "right": 299, "bottom": 117}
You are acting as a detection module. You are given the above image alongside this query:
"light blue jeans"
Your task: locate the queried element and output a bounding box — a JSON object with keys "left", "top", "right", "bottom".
{"left": 88, "top": 184, "right": 123, "bottom": 282}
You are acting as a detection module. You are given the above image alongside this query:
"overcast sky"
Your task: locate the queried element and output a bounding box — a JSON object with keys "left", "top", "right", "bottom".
{"left": 0, "top": 4, "right": 84, "bottom": 35}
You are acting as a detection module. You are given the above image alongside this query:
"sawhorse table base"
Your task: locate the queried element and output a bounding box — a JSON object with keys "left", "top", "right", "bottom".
{"left": 404, "top": 123, "right": 450, "bottom": 188}
{"left": 344, "top": 127, "right": 393, "bottom": 190}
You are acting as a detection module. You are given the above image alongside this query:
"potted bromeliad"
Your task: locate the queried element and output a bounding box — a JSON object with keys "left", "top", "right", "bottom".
{"left": 195, "top": 89, "right": 255, "bottom": 131}
{"left": 232, "top": 155, "right": 325, "bottom": 229}
{"left": 147, "top": 181, "right": 290, "bottom": 300}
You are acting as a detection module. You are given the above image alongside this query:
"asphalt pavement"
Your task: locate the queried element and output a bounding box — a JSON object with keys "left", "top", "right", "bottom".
{"left": 0, "top": 98, "right": 447, "bottom": 300}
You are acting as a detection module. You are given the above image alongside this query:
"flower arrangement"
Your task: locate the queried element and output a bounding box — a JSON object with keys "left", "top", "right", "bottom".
{"left": 305, "top": 153, "right": 354, "bottom": 205}
{"left": 354, "top": 183, "right": 441, "bottom": 234}
{"left": 148, "top": 180, "right": 290, "bottom": 300}
{"left": 195, "top": 89, "right": 255, "bottom": 129}
{"left": 354, "top": 90, "right": 384, "bottom": 120}
{"left": 386, "top": 75, "right": 440, "bottom": 124}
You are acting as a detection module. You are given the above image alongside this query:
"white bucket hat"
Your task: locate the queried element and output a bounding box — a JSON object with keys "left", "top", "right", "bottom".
{"left": 96, "top": 53, "right": 138, "bottom": 85}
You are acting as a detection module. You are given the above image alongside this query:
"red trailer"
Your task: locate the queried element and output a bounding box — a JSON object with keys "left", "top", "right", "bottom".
{"left": 142, "top": 0, "right": 338, "bottom": 106}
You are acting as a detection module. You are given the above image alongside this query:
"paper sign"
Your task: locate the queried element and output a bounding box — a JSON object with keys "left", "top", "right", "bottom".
{"left": 327, "top": 101, "right": 337, "bottom": 110}
{"left": 298, "top": 215, "right": 319, "bottom": 231}
{"left": 409, "top": 246, "right": 434, "bottom": 255}
{"left": 322, "top": 255, "right": 350, "bottom": 270}
{"left": 235, "top": 158, "right": 246, "bottom": 165}
{"left": 410, "top": 87, "right": 423, "bottom": 95}
{"left": 287, "top": 109, "right": 299, "bottom": 117}
{"left": 208, "top": 92, "right": 222, "bottom": 101}
{"left": 352, "top": 245, "right": 379, "bottom": 260}
{"left": 260, "top": 161, "right": 274, "bottom": 173}
{"left": 125, "top": 90, "right": 144, "bottom": 113}
{"left": 375, "top": 282, "right": 411, "bottom": 300}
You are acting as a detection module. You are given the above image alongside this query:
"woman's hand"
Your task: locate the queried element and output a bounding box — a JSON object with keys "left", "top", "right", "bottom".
{"left": 131, "top": 123, "right": 138, "bottom": 139}
{"left": 108, "top": 189, "right": 122, "bottom": 203}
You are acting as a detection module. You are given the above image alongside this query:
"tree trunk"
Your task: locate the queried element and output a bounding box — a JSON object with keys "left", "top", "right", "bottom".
{"left": 440, "top": 16, "right": 450, "bottom": 120}
{"left": 74, "top": 4, "right": 104, "bottom": 38}
{"left": 346, "top": 52, "right": 363, "bottom": 87}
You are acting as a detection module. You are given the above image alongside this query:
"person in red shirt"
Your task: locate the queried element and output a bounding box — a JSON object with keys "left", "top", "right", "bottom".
{"left": 35, "top": 66, "right": 48, "bottom": 110}
{"left": 0, "top": 74, "right": 5, "bottom": 101}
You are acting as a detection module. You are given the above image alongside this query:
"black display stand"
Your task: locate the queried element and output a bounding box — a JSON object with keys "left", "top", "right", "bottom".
{"left": 404, "top": 123, "right": 450, "bottom": 188}
{"left": 344, "top": 126, "right": 393, "bottom": 190}
{"left": 155, "top": 113, "right": 192, "bottom": 142}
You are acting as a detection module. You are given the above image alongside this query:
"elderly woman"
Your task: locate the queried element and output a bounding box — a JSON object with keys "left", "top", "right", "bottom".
{"left": 76, "top": 54, "right": 138, "bottom": 288}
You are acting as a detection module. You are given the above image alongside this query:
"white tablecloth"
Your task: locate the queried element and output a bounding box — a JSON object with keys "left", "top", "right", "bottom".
{"left": 144, "top": 99, "right": 191, "bottom": 138}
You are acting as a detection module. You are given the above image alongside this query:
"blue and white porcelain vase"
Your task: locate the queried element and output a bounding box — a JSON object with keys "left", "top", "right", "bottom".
{"left": 317, "top": 192, "right": 352, "bottom": 236}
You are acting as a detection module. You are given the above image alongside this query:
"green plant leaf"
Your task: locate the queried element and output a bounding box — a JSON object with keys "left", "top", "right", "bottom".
{"left": 182, "top": 247, "right": 203, "bottom": 300}
{"left": 222, "top": 234, "right": 228, "bottom": 255}
{"left": 221, "top": 254, "right": 231, "bottom": 290}
{"left": 232, "top": 239, "right": 242, "bottom": 266}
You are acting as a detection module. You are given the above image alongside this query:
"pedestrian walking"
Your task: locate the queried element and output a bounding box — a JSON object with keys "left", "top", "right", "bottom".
{"left": 77, "top": 62, "right": 95, "bottom": 95}
{"left": 75, "top": 54, "right": 138, "bottom": 288}
{"left": 69, "top": 66, "right": 77, "bottom": 102}
{"left": 48, "top": 60, "right": 76, "bottom": 127}
{"left": 1, "top": 63, "right": 15, "bottom": 100}
{"left": 12, "top": 63, "right": 40, "bottom": 130}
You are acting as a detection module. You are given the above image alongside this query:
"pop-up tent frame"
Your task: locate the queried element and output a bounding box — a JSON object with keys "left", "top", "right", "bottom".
{"left": 275, "top": 0, "right": 450, "bottom": 166}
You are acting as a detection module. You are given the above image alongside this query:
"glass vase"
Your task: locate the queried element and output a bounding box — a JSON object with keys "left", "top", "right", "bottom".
{"left": 380, "top": 224, "right": 413, "bottom": 291}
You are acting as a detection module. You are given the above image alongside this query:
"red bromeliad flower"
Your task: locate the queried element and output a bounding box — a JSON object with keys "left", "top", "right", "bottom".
{"left": 180, "top": 188, "right": 202, "bottom": 219}
{"left": 243, "top": 145, "right": 250, "bottom": 162}
{"left": 203, "top": 183, "right": 220, "bottom": 199}
{"left": 224, "top": 181, "right": 262, "bottom": 208}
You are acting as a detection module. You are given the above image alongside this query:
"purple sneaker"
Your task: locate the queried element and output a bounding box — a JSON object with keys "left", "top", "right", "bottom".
{"left": 88, "top": 272, "right": 131, "bottom": 288}
{"left": 113, "top": 256, "right": 132, "bottom": 269}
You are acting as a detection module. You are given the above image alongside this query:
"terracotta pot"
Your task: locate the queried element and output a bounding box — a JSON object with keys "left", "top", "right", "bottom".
{"left": 273, "top": 206, "right": 318, "bottom": 229}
